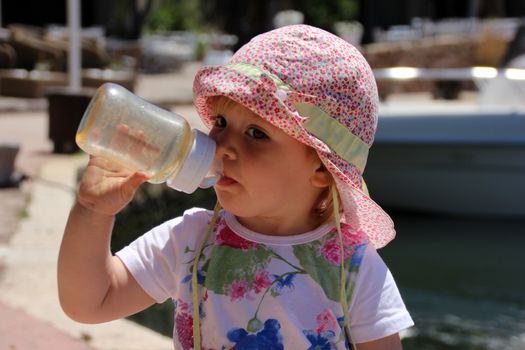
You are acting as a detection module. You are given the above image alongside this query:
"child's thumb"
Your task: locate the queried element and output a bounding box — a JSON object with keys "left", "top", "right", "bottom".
{"left": 122, "top": 172, "right": 149, "bottom": 198}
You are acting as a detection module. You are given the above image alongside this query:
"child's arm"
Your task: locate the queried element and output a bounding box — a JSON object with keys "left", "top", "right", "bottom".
{"left": 356, "top": 333, "right": 403, "bottom": 350}
{"left": 57, "top": 156, "right": 154, "bottom": 323}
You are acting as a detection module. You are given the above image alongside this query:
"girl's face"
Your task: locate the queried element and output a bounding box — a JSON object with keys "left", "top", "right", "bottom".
{"left": 209, "top": 100, "right": 331, "bottom": 236}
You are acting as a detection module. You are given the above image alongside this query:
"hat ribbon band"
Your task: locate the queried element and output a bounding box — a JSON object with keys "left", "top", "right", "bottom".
{"left": 225, "top": 63, "right": 370, "bottom": 173}
{"left": 225, "top": 62, "right": 293, "bottom": 91}
{"left": 293, "top": 102, "right": 369, "bottom": 174}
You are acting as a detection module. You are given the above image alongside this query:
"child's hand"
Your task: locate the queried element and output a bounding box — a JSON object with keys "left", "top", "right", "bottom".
{"left": 77, "top": 156, "right": 150, "bottom": 216}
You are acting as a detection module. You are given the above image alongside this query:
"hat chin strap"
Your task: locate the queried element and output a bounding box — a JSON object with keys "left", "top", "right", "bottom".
{"left": 192, "top": 200, "right": 222, "bottom": 350}
{"left": 332, "top": 185, "right": 357, "bottom": 350}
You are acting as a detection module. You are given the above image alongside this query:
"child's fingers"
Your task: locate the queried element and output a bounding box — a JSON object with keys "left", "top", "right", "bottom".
{"left": 90, "top": 127, "right": 103, "bottom": 143}
{"left": 128, "top": 129, "right": 145, "bottom": 158}
{"left": 112, "top": 123, "right": 130, "bottom": 154}
{"left": 130, "top": 172, "right": 150, "bottom": 187}
{"left": 121, "top": 172, "right": 150, "bottom": 199}
{"left": 87, "top": 155, "right": 125, "bottom": 174}
{"left": 111, "top": 124, "right": 161, "bottom": 170}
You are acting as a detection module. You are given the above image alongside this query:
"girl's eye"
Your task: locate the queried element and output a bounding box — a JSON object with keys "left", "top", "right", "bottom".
{"left": 246, "top": 127, "right": 268, "bottom": 140}
{"left": 213, "top": 115, "right": 227, "bottom": 128}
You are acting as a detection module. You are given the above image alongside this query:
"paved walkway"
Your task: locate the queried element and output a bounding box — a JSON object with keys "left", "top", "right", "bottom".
{"left": 0, "top": 62, "right": 205, "bottom": 349}
{"left": 0, "top": 302, "right": 95, "bottom": 350}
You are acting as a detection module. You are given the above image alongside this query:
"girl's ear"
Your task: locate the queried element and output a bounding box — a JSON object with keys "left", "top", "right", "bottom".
{"left": 310, "top": 164, "right": 332, "bottom": 188}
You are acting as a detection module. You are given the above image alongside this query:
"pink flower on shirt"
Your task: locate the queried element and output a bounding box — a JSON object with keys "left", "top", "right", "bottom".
{"left": 175, "top": 312, "right": 193, "bottom": 350}
{"left": 215, "top": 225, "right": 259, "bottom": 250}
{"left": 226, "top": 271, "right": 271, "bottom": 302}
{"left": 177, "top": 298, "right": 190, "bottom": 312}
{"left": 320, "top": 225, "right": 368, "bottom": 265}
{"left": 175, "top": 300, "right": 194, "bottom": 350}
{"left": 229, "top": 280, "right": 250, "bottom": 301}
{"left": 320, "top": 236, "right": 350, "bottom": 265}
{"left": 316, "top": 309, "right": 338, "bottom": 333}
{"left": 253, "top": 270, "right": 272, "bottom": 293}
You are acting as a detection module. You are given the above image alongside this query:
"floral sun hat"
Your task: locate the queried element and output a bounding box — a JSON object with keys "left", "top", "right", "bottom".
{"left": 193, "top": 24, "right": 395, "bottom": 249}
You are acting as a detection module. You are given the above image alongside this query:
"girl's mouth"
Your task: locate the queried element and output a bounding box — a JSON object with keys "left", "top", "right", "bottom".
{"left": 215, "top": 175, "right": 237, "bottom": 187}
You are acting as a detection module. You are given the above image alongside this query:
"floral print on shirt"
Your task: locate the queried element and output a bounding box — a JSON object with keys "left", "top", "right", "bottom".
{"left": 177, "top": 215, "right": 367, "bottom": 349}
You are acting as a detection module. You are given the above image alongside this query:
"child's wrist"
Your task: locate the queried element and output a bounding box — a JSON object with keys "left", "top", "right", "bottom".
{"left": 73, "top": 200, "right": 116, "bottom": 221}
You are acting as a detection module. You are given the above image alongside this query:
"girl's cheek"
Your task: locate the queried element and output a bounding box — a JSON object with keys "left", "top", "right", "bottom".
{"left": 240, "top": 142, "right": 270, "bottom": 161}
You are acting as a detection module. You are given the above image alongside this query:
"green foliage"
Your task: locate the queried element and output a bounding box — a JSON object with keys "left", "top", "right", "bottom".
{"left": 292, "top": 0, "right": 359, "bottom": 31}
{"left": 108, "top": 0, "right": 359, "bottom": 41}
{"left": 142, "top": 0, "right": 359, "bottom": 36}
{"left": 144, "top": 0, "right": 203, "bottom": 33}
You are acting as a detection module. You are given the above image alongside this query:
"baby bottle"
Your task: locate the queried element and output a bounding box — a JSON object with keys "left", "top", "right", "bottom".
{"left": 76, "top": 83, "right": 220, "bottom": 194}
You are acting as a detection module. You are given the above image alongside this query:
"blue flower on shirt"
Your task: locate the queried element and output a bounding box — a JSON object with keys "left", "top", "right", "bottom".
{"left": 227, "top": 318, "right": 283, "bottom": 350}
{"left": 303, "top": 329, "right": 337, "bottom": 350}
{"left": 181, "top": 270, "right": 205, "bottom": 290}
{"left": 349, "top": 243, "right": 366, "bottom": 268}
{"left": 271, "top": 273, "right": 296, "bottom": 295}
{"left": 337, "top": 316, "right": 351, "bottom": 350}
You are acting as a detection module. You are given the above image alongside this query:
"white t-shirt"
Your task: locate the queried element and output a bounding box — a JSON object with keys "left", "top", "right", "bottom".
{"left": 117, "top": 208, "right": 413, "bottom": 349}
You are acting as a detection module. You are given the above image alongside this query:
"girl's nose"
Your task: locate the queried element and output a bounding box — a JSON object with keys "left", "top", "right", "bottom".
{"left": 210, "top": 130, "right": 237, "bottom": 160}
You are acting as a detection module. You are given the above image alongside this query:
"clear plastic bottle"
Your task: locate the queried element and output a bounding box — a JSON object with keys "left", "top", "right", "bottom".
{"left": 76, "top": 83, "right": 220, "bottom": 193}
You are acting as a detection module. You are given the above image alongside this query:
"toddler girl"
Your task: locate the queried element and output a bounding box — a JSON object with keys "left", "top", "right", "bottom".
{"left": 58, "top": 24, "right": 413, "bottom": 349}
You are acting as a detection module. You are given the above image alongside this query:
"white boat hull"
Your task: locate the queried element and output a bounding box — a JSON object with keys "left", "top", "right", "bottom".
{"left": 364, "top": 107, "right": 525, "bottom": 218}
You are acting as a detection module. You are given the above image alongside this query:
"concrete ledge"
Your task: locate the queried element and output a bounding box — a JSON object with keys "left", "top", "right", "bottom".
{"left": 0, "top": 155, "right": 172, "bottom": 350}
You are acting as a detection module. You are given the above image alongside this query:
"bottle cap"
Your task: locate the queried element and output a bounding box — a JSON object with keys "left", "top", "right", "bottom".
{"left": 167, "top": 130, "right": 216, "bottom": 193}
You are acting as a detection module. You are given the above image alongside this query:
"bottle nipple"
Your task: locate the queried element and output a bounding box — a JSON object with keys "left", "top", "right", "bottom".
{"left": 166, "top": 130, "right": 218, "bottom": 193}
{"left": 199, "top": 156, "right": 222, "bottom": 189}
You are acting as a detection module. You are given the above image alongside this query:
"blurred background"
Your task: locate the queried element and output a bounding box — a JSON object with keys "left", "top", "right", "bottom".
{"left": 0, "top": 1, "right": 524, "bottom": 349}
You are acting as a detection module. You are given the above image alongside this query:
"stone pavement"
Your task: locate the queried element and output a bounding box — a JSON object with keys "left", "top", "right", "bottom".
{"left": 0, "top": 302, "right": 95, "bottom": 350}
{"left": 0, "top": 62, "right": 206, "bottom": 349}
